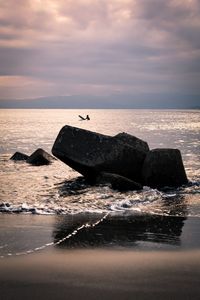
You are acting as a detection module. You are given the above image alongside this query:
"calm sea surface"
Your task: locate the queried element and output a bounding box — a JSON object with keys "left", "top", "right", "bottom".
{"left": 0, "top": 109, "right": 200, "bottom": 256}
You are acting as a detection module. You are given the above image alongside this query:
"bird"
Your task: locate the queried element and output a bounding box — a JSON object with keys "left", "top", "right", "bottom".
{"left": 78, "top": 115, "right": 90, "bottom": 121}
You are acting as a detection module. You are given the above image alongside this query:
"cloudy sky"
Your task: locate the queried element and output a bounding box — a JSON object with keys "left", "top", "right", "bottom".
{"left": 0, "top": 0, "right": 200, "bottom": 108}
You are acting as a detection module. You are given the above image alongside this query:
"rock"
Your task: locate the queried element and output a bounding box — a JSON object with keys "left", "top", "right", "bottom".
{"left": 10, "top": 152, "right": 29, "bottom": 161}
{"left": 0, "top": 202, "right": 10, "bottom": 208}
{"left": 96, "top": 172, "right": 143, "bottom": 191}
{"left": 27, "top": 148, "right": 55, "bottom": 166}
{"left": 52, "top": 125, "right": 146, "bottom": 182}
{"left": 114, "top": 132, "right": 149, "bottom": 153}
{"left": 142, "top": 148, "right": 188, "bottom": 188}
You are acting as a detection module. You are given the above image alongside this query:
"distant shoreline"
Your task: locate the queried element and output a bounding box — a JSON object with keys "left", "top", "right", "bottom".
{"left": 0, "top": 107, "right": 199, "bottom": 110}
{"left": 0, "top": 94, "right": 199, "bottom": 110}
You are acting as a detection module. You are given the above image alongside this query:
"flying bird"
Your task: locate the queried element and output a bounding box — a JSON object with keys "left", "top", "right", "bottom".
{"left": 78, "top": 115, "right": 90, "bottom": 121}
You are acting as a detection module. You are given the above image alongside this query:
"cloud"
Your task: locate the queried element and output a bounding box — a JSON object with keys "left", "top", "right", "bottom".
{"left": 0, "top": 0, "right": 199, "bottom": 105}
{"left": 134, "top": 0, "right": 200, "bottom": 48}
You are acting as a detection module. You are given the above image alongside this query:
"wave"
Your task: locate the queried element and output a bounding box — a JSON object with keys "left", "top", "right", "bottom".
{"left": 0, "top": 180, "right": 199, "bottom": 217}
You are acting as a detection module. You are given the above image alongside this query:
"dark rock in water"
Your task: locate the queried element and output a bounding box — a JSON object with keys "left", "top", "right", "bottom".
{"left": 114, "top": 132, "right": 149, "bottom": 153}
{"left": 142, "top": 148, "right": 188, "bottom": 188}
{"left": 27, "top": 148, "right": 55, "bottom": 166}
{"left": 10, "top": 152, "right": 29, "bottom": 161}
{"left": 96, "top": 172, "right": 143, "bottom": 191}
{"left": 52, "top": 125, "right": 187, "bottom": 189}
{"left": 0, "top": 202, "right": 10, "bottom": 208}
{"left": 52, "top": 125, "right": 147, "bottom": 182}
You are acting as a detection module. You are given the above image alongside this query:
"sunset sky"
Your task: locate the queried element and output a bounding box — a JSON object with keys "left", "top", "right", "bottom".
{"left": 0, "top": 0, "right": 199, "bottom": 108}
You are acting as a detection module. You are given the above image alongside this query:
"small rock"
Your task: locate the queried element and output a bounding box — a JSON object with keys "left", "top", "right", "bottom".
{"left": 96, "top": 172, "right": 143, "bottom": 191}
{"left": 27, "top": 148, "right": 55, "bottom": 166}
{"left": 10, "top": 152, "right": 29, "bottom": 161}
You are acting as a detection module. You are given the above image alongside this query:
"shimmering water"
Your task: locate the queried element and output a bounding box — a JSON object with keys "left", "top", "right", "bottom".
{"left": 0, "top": 109, "right": 200, "bottom": 217}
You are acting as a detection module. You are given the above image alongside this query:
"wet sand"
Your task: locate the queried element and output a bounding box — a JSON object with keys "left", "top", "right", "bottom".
{"left": 0, "top": 213, "right": 200, "bottom": 299}
{"left": 1, "top": 250, "right": 200, "bottom": 300}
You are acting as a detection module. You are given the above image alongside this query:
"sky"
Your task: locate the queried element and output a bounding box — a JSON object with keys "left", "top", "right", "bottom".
{"left": 0, "top": 0, "right": 200, "bottom": 108}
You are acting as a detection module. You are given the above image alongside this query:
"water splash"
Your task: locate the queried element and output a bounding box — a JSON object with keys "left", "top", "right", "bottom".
{"left": 0, "top": 179, "right": 199, "bottom": 217}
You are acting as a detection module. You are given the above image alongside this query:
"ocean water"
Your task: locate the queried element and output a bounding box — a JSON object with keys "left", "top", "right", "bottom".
{"left": 0, "top": 109, "right": 200, "bottom": 257}
{"left": 0, "top": 109, "right": 200, "bottom": 217}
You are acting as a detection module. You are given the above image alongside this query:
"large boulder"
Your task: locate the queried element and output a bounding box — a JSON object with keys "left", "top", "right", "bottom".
{"left": 10, "top": 152, "right": 29, "bottom": 161}
{"left": 142, "top": 148, "right": 188, "bottom": 188}
{"left": 52, "top": 125, "right": 147, "bottom": 182}
{"left": 96, "top": 172, "right": 143, "bottom": 191}
{"left": 114, "top": 132, "right": 149, "bottom": 153}
{"left": 27, "top": 148, "right": 55, "bottom": 166}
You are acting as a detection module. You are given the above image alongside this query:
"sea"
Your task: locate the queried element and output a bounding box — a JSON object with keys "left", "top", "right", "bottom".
{"left": 0, "top": 109, "right": 200, "bottom": 256}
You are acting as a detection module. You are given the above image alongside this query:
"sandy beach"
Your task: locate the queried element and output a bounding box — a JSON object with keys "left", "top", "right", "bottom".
{"left": 0, "top": 213, "right": 200, "bottom": 299}
{"left": 1, "top": 249, "right": 200, "bottom": 300}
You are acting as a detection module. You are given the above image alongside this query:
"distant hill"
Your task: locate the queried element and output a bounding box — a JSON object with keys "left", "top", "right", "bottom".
{"left": 0, "top": 94, "right": 199, "bottom": 109}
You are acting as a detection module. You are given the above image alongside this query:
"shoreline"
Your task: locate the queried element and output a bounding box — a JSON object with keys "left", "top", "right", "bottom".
{"left": 0, "top": 213, "right": 200, "bottom": 256}
{"left": 0, "top": 207, "right": 199, "bottom": 300}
